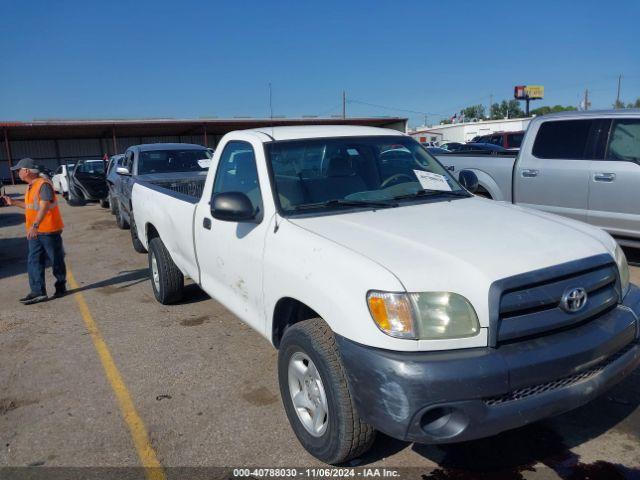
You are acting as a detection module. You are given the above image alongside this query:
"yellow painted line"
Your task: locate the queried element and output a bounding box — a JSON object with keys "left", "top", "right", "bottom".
{"left": 67, "top": 268, "right": 165, "bottom": 480}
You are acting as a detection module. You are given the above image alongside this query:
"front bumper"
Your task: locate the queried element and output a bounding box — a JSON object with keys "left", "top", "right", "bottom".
{"left": 337, "top": 284, "right": 640, "bottom": 444}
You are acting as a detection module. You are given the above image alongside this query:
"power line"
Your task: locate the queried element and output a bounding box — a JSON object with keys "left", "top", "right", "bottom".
{"left": 347, "top": 98, "right": 446, "bottom": 117}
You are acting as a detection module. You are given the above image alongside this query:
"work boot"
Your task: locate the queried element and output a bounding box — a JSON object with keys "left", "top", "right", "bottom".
{"left": 52, "top": 285, "right": 67, "bottom": 299}
{"left": 20, "top": 293, "right": 48, "bottom": 305}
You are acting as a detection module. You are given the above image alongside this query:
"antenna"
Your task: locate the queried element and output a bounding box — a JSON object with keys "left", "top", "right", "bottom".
{"left": 269, "top": 83, "right": 274, "bottom": 138}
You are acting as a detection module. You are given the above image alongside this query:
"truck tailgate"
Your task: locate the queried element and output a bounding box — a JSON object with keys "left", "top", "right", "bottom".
{"left": 132, "top": 180, "right": 200, "bottom": 282}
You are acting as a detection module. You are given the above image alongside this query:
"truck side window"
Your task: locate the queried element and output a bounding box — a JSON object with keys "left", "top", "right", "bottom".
{"left": 532, "top": 120, "right": 592, "bottom": 159}
{"left": 212, "top": 141, "right": 263, "bottom": 214}
{"left": 607, "top": 119, "right": 640, "bottom": 164}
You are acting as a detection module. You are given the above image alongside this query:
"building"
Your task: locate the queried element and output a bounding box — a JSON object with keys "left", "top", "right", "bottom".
{"left": 1, "top": 116, "right": 407, "bottom": 183}
{"left": 410, "top": 117, "right": 532, "bottom": 144}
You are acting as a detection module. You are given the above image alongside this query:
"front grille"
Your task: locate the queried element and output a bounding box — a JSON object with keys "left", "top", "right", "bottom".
{"left": 497, "top": 262, "right": 619, "bottom": 343}
{"left": 484, "top": 343, "right": 635, "bottom": 406}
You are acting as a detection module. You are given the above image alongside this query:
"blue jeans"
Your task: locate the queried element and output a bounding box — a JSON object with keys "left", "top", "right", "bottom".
{"left": 27, "top": 233, "right": 67, "bottom": 295}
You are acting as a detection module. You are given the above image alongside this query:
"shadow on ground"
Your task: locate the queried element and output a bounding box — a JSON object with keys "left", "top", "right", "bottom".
{"left": 0, "top": 237, "right": 27, "bottom": 280}
{"left": 358, "top": 366, "right": 640, "bottom": 479}
{"left": 0, "top": 212, "right": 24, "bottom": 228}
{"left": 67, "top": 268, "right": 210, "bottom": 305}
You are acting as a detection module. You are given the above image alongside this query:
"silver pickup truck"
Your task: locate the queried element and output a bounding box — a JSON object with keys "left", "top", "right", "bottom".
{"left": 437, "top": 109, "right": 640, "bottom": 248}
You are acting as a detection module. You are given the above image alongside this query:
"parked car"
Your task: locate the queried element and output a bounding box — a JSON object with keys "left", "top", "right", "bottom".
{"left": 426, "top": 147, "right": 449, "bottom": 155}
{"left": 474, "top": 131, "right": 525, "bottom": 150}
{"left": 111, "top": 143, "right": 211, "bottom": 252}
{"left": 456, "top": 142, "right": 508, "bottom": 154}
{"left": 51, "top": 163, "right": 75, "bottom": 196}
{"left": 67, "top": 159, "right": 108, "bottom": 207}
{"left": 131, "top": 125, "right": 639, "bottom": 464}
{"left": 106, "top": 154, "right": 125, "bottom": 214}
{"left": 440, "top": 141, "right": 463, "bottom": 151}
{"left": 437, "top": 109, "right": 640, "bottom": 248}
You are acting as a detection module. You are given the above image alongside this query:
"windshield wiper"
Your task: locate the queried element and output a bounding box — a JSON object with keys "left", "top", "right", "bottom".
{"left": 293, "top": 199, "right": 398, "bottom": 211}
{"left": 393, "top": 189, "right": 470, "bottom": 201}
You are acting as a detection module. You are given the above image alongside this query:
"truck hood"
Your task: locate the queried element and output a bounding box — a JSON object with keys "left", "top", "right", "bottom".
{"left": 288, "top": 197, "right": 616, "bottom": 325}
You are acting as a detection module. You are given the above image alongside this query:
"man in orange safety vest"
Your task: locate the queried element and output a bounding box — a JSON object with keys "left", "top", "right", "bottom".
{"left": 1, "top": 158, "right": 67, "bottom": 304}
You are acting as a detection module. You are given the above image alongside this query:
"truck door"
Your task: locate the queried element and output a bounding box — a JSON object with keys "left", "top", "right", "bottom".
{"left": 588, "top": 118, "right": 640, "bottom": 241}
{"left": 194, "top": 140, "right": 267, "bottom": 332}
{"left": 119, "top": 150, "right": 135, "bottom": 217}
{"left": 514, "top": 119, "right": 592, "bottom": 222}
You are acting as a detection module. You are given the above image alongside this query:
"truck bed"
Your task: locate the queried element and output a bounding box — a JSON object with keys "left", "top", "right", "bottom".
{"left": 435, "top": 152, "right": 517, "bottom": 202}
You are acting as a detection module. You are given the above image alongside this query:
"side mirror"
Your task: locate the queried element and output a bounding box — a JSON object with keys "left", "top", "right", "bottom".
{"left": 458, "top": 170, "right": 479, "bottom": 193}
{"left": 211, "top": 192, "right": 256, "bottom": 222}
{"left": 116, "top": 167, "right": 130, "bottom": 176}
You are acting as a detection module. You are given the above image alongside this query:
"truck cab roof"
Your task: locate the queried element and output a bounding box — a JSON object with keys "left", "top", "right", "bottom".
{"left": 245, "top": 125, "right": 406, "bottom": 142}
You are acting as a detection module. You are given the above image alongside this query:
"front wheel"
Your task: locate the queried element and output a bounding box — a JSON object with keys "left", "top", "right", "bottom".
{"left": 278, "top": 318, "right": 375, "bottom": 464}
{"left": 148, "top": 237, "right": 183, "bottom": 304}
{"left": 115, "top": 200, "right": 130, "bottom": 230}
{"left": 130, "top": 215, "right": 147, "bottom": 253}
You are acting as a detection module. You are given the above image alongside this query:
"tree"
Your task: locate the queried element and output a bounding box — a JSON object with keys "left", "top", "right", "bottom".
{"left": 491, "top": 100, "right": 524, "bottom": 119}
{"left": 460, "top": 104, "right": 485, "bottom": 121}
{"left": 530, "top": 105, "right": 577, "bottom": 116}
{"left": 613, "top": 99, "right": 625, "bottom": 109}
{"left": 625, "top": 98, "right": 640, "bottom": 108}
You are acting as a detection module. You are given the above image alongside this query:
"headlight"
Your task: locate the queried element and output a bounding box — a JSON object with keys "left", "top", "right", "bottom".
{"left": 367, "top": 291, "right": 480, "bottom": 340}
{"left": 614, "top": 244, "right": 630, "bottom": 298}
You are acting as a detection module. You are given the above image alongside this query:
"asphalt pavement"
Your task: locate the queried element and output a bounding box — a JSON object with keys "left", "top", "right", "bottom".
{"left": 1, "top": 184, "right": 639, "bottom": 480}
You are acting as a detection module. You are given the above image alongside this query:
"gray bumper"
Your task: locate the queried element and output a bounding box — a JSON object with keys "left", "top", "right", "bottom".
{"left": 337, "top": 284, "right": 640, "bottom": 444}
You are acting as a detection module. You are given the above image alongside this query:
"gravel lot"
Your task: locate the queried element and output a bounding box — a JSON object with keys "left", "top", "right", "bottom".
{"left": 1, "top": 184, "right": 639, "bottom": 479}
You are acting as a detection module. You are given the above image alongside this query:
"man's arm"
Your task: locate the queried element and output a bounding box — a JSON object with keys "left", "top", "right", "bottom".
{"left": 1, "top": 196, "right": 25, "bottom": 209}
{"left": 26, "top": 199, "right": 50, "bottom": 239}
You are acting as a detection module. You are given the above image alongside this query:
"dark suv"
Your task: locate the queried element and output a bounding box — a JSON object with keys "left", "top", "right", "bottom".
{"left": 473, "top": 131, "right": 524, "bottom": 150}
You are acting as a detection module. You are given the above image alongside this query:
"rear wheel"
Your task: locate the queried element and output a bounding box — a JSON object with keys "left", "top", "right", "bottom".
{"left": 130, "top": 215, "right": 147, "bottom": 253}
{"left": 148, "top": 237, "right": 183, "bottom": 304}
{"left": 278, "top": 318, "right": 375, "bottom": 464}
{"left": 115, "top": 200, "right": 130, "bottom": 229}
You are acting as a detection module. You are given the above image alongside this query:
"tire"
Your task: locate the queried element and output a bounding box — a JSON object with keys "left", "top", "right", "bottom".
{"left": 109, "top": 192, "right": 117, "bottom": 215}
{"left": 99, "top": 198, "right": 109, "bottom": 208}
{"left": 130, "top": 215, "right": 147, "bottom": 253}
{"left": 67, "top": 186, "right": 86, "bottom": 206}
{"left": 148, "top": 237, "right": 183, "bottom": 304}
{"left": 115, "top": 200, "right": 130, "bottom": 230}
{"left": 278, "top": 318, "right": 375, "bottom": 464}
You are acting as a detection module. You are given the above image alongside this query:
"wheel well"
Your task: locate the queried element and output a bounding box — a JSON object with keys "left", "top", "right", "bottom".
{"left": 272, "top": 298, "right": 320, "bottom": 348}
{"left": 475, "top": 185, "right": 493, "bottom": 199}
{"left": 146, "top": 223, "right": 159, "bottom": 243}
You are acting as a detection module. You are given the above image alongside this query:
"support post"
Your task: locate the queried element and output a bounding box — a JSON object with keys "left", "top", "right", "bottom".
{"left": 3, "top": 128, "right": 15, "bottom": 185}
{"left": 111, "top": 126, "right": 118, "bottom": 154}
{"left": 203, "top": 124, "right": 208, "bottom": 147}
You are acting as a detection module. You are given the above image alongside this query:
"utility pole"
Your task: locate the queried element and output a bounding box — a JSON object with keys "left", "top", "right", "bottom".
{"left": 615, "top": 74, "right": 622, "bottom": 108}
{"left": 342, "top": 91, "right": 346, "bottom": 119}
{"left": 583, "top": 88, "right": 590, "bottom": 110}
{"left": 424, "top": 115, "right": 428, "bottom": 127}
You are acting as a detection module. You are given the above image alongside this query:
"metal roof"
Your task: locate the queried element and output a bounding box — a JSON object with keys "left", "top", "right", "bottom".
{"left": 0, "top": 117, "right": 407, "bottom": 141}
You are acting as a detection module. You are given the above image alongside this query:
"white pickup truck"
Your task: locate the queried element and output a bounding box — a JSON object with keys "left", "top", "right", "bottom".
{"left": 437, "top": 109, "right": 640, "bottom": 248}
{"left": 132, "top": 125, "right": 640, "bottom": 464}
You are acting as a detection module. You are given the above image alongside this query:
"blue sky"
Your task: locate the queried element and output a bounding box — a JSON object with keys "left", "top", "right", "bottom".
{"left": 1, "top": 0, "right": 639, "bottom": 127}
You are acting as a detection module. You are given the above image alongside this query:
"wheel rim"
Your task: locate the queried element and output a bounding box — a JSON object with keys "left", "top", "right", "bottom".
{"left": 288, "top": 352, "right": 329, "bottom": 437}
{"left": 151, "top": 252, "right": 160, "bottom": 291}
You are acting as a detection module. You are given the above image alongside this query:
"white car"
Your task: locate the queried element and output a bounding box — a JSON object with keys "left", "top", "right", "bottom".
{"left": 51, "top": 163, "right": 75, "bottom": 196}
{"left": 131, "top": 125, "right": 639, "bottom": 464}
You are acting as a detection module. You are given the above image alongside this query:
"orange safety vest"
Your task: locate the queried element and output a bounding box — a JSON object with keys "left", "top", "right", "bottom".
{"left": 25, "top": 177, "right": 64, "bottom": 233}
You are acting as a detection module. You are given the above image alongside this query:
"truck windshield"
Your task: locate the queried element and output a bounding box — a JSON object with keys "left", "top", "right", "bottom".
{"left": 138, "top": 149, "right": 212, "bottom": 175}
{"left": 266, "top": 136, "right": 467, "bottom": 214}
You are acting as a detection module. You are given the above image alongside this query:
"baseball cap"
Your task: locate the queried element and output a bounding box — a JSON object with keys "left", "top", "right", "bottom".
{"left": 10, "top": 158, "right": 40, "bottom": 171}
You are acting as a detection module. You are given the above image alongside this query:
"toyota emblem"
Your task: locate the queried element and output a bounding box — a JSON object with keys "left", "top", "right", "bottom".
{"left": 560, "top": 287, "right": 588, "bottom": 313}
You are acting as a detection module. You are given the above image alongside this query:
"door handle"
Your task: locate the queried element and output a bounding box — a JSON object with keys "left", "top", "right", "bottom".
{"left": 521, "top": 169, "right": 539, "bottom": 178}
{"left": 203, "top": 217, "right": 212, "bottom": 230}
{"left": 593, "top": 172, "right": 616, "bottom": 182}
{"left": 446, "top": 165, "right": 455, "bottom": 172}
